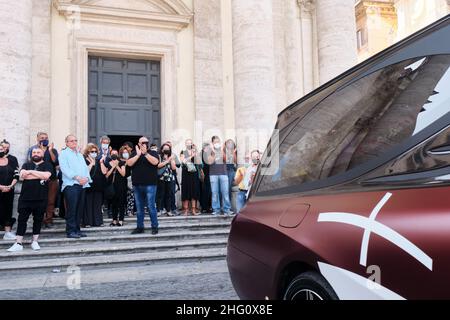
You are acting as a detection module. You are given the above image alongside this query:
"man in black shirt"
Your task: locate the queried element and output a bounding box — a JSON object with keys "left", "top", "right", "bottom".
{"left": 127, "top": 136, "right": 160, "bottom": 234}
{"left": 26, "top": 132, "right": 59, "bottom": 228}
{"left": 7, "top": 148, "right": 54, "bottom": 252}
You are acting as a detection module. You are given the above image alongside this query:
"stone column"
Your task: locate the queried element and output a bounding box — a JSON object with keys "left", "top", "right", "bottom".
{"left": 231, "top": 0, "right": 278, "bottom": 160}
{"left": 193, "top": 0, "right": 225, "bottom": 140}
{"left": 298, "top": 0, "right": 316, "bottom": 94}
{"left": 0, "top": 1, "right": 33, "bottom": 163}
{"left": 284, "top": 0, "right": 304, "bottom": 105}
{"left": 30, "top": 0, "right": 52, "bottom": 145}
{"left": 316, "top": 0, "right": 357, "bottom": 85}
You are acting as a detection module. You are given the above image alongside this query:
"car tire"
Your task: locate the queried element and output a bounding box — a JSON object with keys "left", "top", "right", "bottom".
{"left": 283, "top": 271, "right": 339, "bottom": 300}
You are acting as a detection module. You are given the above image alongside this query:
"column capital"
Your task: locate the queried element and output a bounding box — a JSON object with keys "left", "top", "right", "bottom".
{"left": 298, "top": 0, "right": 316, "bottom": 14}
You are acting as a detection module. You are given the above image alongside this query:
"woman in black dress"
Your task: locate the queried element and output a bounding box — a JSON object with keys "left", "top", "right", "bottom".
{"left": 107, "top": 148, "right": 129, "bottom": 226}
{"left": 180, "top": 139, "right": 201, "bottom": 215}
{"left": 0, "top": 142, "right": 19, "bottom": 239}
{"left": 82, "top": 143, "right": 108, "bottom": 227}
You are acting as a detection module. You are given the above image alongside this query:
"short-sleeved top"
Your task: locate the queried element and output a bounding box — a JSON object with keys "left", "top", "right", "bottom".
{"left": 0, "top": 155, "right": 19, "bottom": 186}
{"left": 108, "top": 160, "right": 130, "bottom": 191}
{"left": 19, "top": 162, "right": 55, "bottom": 201}
{"left": 209, "top": 150, "right": 227, "bottom": 176}
{"left": 129, "top": 150, "right": 160, "bottom": 186}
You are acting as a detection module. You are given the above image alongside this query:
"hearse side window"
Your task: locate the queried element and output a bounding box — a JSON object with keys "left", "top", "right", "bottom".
{"left": 258, "top": 55, "right": 450, "bottom": 192}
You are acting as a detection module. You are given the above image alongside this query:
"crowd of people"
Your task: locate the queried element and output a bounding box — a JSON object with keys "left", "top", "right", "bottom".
{"left": 0, "top": 132, "right": 261, "bottom": 252}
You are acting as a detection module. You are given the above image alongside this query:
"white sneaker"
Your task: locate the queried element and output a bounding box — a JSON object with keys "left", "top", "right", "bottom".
{"left": 31, "top": 241, "right": 41, "bottom": 251}
{"left": 7, "top": 242, "right": 23, "bottom": 252}
{"left": 3, "top": 232, "right": 16, "bottom": 240}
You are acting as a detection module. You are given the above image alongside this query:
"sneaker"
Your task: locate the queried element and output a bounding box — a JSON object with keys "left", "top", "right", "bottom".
{"left": 131, "top": 228, "right": 145, "bottom": 234}
{"left": 151, "top": 228, "right": 159, "bottom": 235}
{"left": 166, "top": 211, "right": 174, "bottom": 217}
{"left": 31, "top": 241, "right": 41, "bottom": 251}
{"left": 211, "top": 211, "right": 221, "bottom": 216}
{"left": 7, "top": 242, "right": 23, "bottom": 252}
{"left": 77, "top": 232, "right": 88, "bottom": 238}
{"left": 157, "top": 211, "right": 162, "bottom": 217}
{"left": 3, "top": 232, "right": 16, "bottom": 240}
{"left": 223, "top": 210, "right": 235, "bottom": 216}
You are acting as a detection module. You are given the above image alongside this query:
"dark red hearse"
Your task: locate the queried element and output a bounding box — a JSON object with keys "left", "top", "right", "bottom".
{"left": 227, "top": 14, "right": 450, "bottom": 300}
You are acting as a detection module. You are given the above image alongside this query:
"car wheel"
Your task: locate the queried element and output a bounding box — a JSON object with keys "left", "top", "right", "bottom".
{"left": 283, "top": 271, "right": 339, "bottom": 300}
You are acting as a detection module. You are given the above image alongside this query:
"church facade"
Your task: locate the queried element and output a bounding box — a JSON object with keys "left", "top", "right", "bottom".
{"left": 1, "top": 0, "right": 448, "bottom": 164}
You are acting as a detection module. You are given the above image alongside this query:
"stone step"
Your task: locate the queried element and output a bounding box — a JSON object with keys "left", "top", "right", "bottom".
{"left": 0, "top": 247, "right": 227, "bottom": 273}
{"left": 46, "top": 215, "right": 233, "bottom": 225}
{"left": 0, "top": 237, "right": 228, "bottom": 262}
{"left": 0, "top": 229, "right": 230, "bottom": 249}
{"left": 8, "top": 221, "right": 231, "bottom": 238}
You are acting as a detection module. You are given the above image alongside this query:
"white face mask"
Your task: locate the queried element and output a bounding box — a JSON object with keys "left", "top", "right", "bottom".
{"left": 90, "top": 152, "right": 98, "bottom": 158}
{"left": 122, "top": 153, "right": 129, "bottom": 160}
{"left": 101, "top": 144, "right": 109, "bottom": 151}
{"left": 214, "top": 143, "right": 221, "bottom": 150}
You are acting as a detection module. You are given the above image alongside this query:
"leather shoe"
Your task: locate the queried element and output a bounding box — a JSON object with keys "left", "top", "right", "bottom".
{"left": 67, "top": 233, "right": 80, "bottom": 239}
{"left": 151, "top": 228, "right": 159, "bottom": 235}
{"left": 131, "top": 228, "right": 144, "bottom": 234}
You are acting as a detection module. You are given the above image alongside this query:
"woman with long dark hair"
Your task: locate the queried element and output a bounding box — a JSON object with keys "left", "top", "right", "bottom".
{"left": 157, "top": 143, "right": 177, "bottom": 216}
{"left": 0, "top": 141, "right": 19, "bottom": 240}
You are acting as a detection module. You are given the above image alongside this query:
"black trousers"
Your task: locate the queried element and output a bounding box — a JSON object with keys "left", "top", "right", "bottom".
{"left": 159, "top": 180, "right": 175, "bottom": 212}
{"left": 17, "top": 200, "right": 47, "bottom": 236}
{"left": 83, "top": 190, "right": 104, "bottom": 226}
{"left": 200, "top": 176, "right": 212, "bottom": 211}
{"left": 0, "top": 190, "right": 15, "bottom": 227}
{"left": 111, "top": 187, "right": 126, "bottom": 221}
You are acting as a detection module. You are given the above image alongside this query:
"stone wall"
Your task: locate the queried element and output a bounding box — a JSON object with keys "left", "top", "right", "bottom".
{"left": 0, "top": 0, "right": 32, "bottom": 164}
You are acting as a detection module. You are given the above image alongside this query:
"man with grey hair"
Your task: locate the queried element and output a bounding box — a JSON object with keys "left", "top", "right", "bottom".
{"left": 58, "top": 135, "right": 92, "bottom": 238}
{"left": 27, "top": 132, "right": 59, "bottom": 228}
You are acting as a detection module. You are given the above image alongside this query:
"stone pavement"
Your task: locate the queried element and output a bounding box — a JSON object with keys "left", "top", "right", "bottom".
{"left": 0, "top": 259, "right": 238, "bottom": 300}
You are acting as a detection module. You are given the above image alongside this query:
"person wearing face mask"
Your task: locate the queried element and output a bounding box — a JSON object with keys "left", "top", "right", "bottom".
{"left": 224, "top": 139, "right": 237, "bottom": 205}
{"left": 81, "top": 143, "right": 108, "bottom": 227}
{"left": 127, "top": 137, "right": 160, "bottom": 235}
{"left": 163, "top": 141, "right": 181, "bottom": 216}
{"left": 180, "top": 139, "right": 201, "bottom": 215}
{"left": 27, "top": 132, "right": 59, "bottom": 229}
{"left": 206, "top": 136, "right": 234, "bottom": 216}
{"left": 0, "top": 141, "right": 19, "bottom": 240}
{"left": 157, "top": 143, "right": 177, "bottom": 216}
{"left": 199, "top": 142, "right": 212, "bottom": 214}
{"left": 7, "top": 148, "right": 54, "bottom": 252}
{"left": 58, "top": 135, "right": 92, "bottom": 238}
{"left": 104, "top": 149, "right": 129, "bottom": 226}
{"left": 234, "top": 150, "right": 261, "bottom": 213}
{"left": 122, "top": 143, "right": 136, "bottom": 217}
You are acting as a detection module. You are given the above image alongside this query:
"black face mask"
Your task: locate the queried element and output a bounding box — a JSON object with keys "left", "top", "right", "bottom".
{"left": 32, "top": 156, "right": 43, "bottom": 163}
{"left": 0, "top": 152, "right": 5, "bottom": 158}
{"left": 111, "top": 155, "right": 118, "bottom": 161}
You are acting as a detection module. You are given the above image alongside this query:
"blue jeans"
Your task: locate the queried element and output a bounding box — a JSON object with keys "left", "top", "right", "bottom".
{"left": 64, "top": 185, "right": 85, "bottom": 235}
{"left": 133, "top": 185, "right": 158, "bottom": 229}
{"left": 236, "top": 190, "right": 248, "bottom": 213}
{"left": 210, "top": 175, "right": 231, "bottom": 213}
